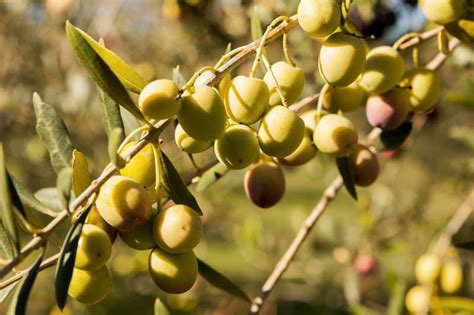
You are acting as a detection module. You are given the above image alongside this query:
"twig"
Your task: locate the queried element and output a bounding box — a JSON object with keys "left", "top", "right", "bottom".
{"left": 426, "top": 38, "right": 461, "bottom": 70}
{"left": 397, "top": 26, "right": 444, "bottom": 51}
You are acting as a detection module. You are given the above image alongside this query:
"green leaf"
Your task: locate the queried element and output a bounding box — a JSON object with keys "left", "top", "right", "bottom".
{"left": 33, "top": 93, "right": 74, "bottom": 174}
{"left": 446, "top": 19, "right": 474, "bottom": 46}
{"left": 6, "top": 173, "right": 26, "bottom": 219}
{"left": 196, "top": 163, "right": 229, "bottom": 192}
{"left": 197, "top": 258, "right": 251, "bottom": 303}
{"left": 158, "top": 151, "right": 203, "bottom": 216}
{"left": 34, "top": 188, "right": 62, "bottom": 213}
{"left": 0, "top": 282, "right": 17, "bottom": 303}
{"left": 56, "top": 167, "right": 73, "bottom": 210}
{"left": 452, "top": 215, "right": 474, "bottom": 250}
{"left": 54, "top": 204, "right": 91, "bottom": 310}
{"left": 380, "top": 121, "right": 413, "bottom": 150}
{"left": 434, "top": 296, "right": 474, "bottom": 312}
{"left": 0, "top": 221, "right": 14, "bottom": 259}
{"left": 387, "top": 279, "right": 406, "bottom": 315}
{"left": 8, "top": 175, "right": 58, "bottom": 217}
{"left": 172, "top": 66, "right": 187, "bottom": 89}
{"left": 81, "top": 30, "right": 146, "bottom": 93}
{"left": 250, "top": 7, "right": 267, "bottom": 74}
{"left": 108, "top": 128, "right": 126, "bottom": 168}
{"left": 154, "top": 298, "right": 171, "bottom": 315}
{"left": 336, "top": 156, "right": 357, "bottom": 200}
{"left": 65, "top": 21, "right": 146, "bottom": 122}
{"left": 8, "top": 249, "right": 44, "bottom": 315}
{"left": 0, "top": 143, "right": 19, "bottom": 256}
{"left": 98, "top": 87, "right": 125, "bottom": 140}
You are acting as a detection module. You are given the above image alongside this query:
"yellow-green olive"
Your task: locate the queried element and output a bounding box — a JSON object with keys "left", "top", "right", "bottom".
{"left": 214, "top": 124, "right": 260, "bottom": 169}
{"left": 419, "top": 0, "right": 466, "bottom": 25}
{"left": 313, "top": 114, "right": 358, "bottom": 156}
{"left": 75, "top": 224, "right": 112, "bottom": 270}
{"left": 258, "top": 105, "right": 305, "bottom": 157}
{"left": 277, "top": 127, "right": 318, "bottom": 166}
{"left": 153, "top": 204, "right": 202, "bottom": 254}
{"left": 119, "top": 218, "right": 156, "bottom": 250}
{"left": 401, "top": 68, "right": 440, "bottom": 112}
{"left": 415, "top": 253, "right": 441, "bottom": 284}
{"left": 68, "top": 266, "right": 111, "bottom": 305}
{"left": 178, "top": 85, "right": 227, "bottom": 141}
{"left": 297, "top": 0, "right": 341, "bottom": 37}
{"left": 175, "top": 123, "right": 212, "bottom": 154}
{"left": 119, "top": 141, "right": 155, "bottom": 187}
{"left": 148, "top": 248, "right": 198, "bottom": 294}
{"left": 225, "top": 76, "right": 269, "bottom": 125}
{"left": 440, "top": 260, "right": 463, "bottom": 293}
{"left": 405, "top": 286, "right": 430, "bottom": 314}
{"left": 95, "top": 175, "right": 152, "bottom": 232}
{"left": 323, "top": 81, "right": 368, "bottom": 113}
{"left": 85, "top": 206, "right": 118, "bottom": 243}
{"left": 263, "top": 61, "right": 305, "bottom": 106}
{"left": 138, "top": 79, "right": 181, "bottom": 121}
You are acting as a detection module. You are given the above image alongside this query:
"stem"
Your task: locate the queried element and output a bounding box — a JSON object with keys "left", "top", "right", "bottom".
{"left": 289, "top": 93, "right": 320, "bottom": 113}
{"left": 283, "top": 33, "right": 295, "bottom": 67}
{"left": 426, "top": 38, "right": 461, "bottom": 70}
{"left": 181, "top": 66, "right": 216, "bottom": 92}
{"left": 260, "top": 55, "right": 288, "bottom": 107}
{"left": 393, "top": 26, "right": 443, "bottom": 51}
{"left": 316, "top": 84, "right": 330, "bottom": 118}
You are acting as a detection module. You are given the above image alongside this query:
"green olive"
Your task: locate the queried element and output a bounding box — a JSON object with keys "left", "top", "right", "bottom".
{"left": 148, "top": 248, "right": 198, "bottom": 294}
{"left": 68, "top": 266, "right": 111, "bottom": 305}
{"left": 119, "top": 218, "right": 156, "bottom": 250}
{"left": 319, "top": 33, "right": 367, "bottom": 87}
{"left": 214, "top": 124, "right": 260, "bottom": 169}
{"left": 244, "top": 161, "right": 285, "bottom": 208}
{"left": 175, "top": 123, "right": 212, "bottom": 154}
{"left": 95, "top": 175, "right": 152, "bottom": 232}
{"left": 313, "top": 114, "right": 358, "bottom": 156}
{"left": 85, "top": 206, "right": 118, "bottom": 243}
{"left": 225, "top": 76, "right": 269, "bottom": 125}
{"left": 401, "top": 68, "right": 440, "bottom": 112}
{"left": 365, "top": 87, "right": 410, "bottom": 130}
{"left": 348, "top": 144, "right": 379, "bottom": 186}
{"left": 323, "top": 81, "right": 368, "bottom": 113}
{"left": 297, "top": 0, "right": 341, "bottom": 37}
{"left": 359, "top": 46, "right": 405, "bottom": 94}
{"left": 419, "top": 0, "right": 466, "bottom": 25}
{"left": 440, "top": 260, "right": 463, "bottom": 293}
{"left": 178, "top": 85, "right": 227, "bottom": 141}
{"left": 75, "top": 224, "right": 112, "bottom": 270}
{"left": 405, "top": 286, "right": 430, "bottom": 314}
{"left": 300, "top": 109, "right": 321, "bottom": 131}
{"left": 415, "top": 253, "right": 441, "bottom": 284}
{"left": 138, "top": 79, "right": 181, "bottom": 121}
{"left": 263, "top": 61, "right": 305, "bottom": 106}
{"left": 193, "top": 70, "right": 231, "bottom": 97}
{"left": 119, "top": 141, "right": 155, "bottom": 187}
{"left": 153, "top": 204, "right": 202, "bottom": 253}
{"left": 258, "top": 105, "right": 305, "bottom": 157}
{"left": 277, "top": 127, "right": 318, "bottom": 166}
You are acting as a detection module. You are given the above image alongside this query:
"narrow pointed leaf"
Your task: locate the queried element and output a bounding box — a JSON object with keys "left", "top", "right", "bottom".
{"left": 158, "top": 151, "right": 203, "bottom": 215}
{"left": 108, "top": 128, "right": 126, "bottom": 168}
{"left": 56, "top": 167, "right": 73, "bottom": 210}
{"left": 434, "top": 296, "right": 474, "bottom": 312}
{"left": 172, "top": 66, "right": 187, "bottom": 89}
{"left": 336, "top": 157, "right": 357, "bottom": 200}
{"left": 445, "top": 19, "right": 474, "bottom": 46}
{"left": 55, "top": 205, "right": 91, "bottom": 310}
{"left": 0, "top": 221, "right": 14, "bottom": 259}
{"left": 380, "top": 121, "right": 413, "bottom": 149}
{"left": 154, "top": 298, "right": 171, "bottom": 315}
{"left": 65, "top": 21, "right": 145, "bottom": 121}
{"left": 34, "top": 188, "right": 62, "bottom": 213}
{"left": 8, "top": 175, "right": 58, "bottom": 217}
{"left": 0, "top": 143, "right": 19, "bottom": 256}
{"left": 196, "top": 163, "right": 229, "bottom": 192}
{"left": 6, "top": 173, "right": 26, "bottom": 219}
{"left": 197, "top": 258, "right": 251, "bottom": 303}
{"left": 0, "top": 282, "right": 17, "bottom": 303}
{"left": 72, "top": 150, "right": 92, "bottom": 197}
{"left": 8, "top": 249, "right": 45, "bottom": 315}
{"left": 250, "top": 7, "right": 267, "bottom": 73}
{"left": 33, "top": 93, "right": 74, "bottom": 174}
{"left": 98, "top": 87, "right": 125, "bottom": 140}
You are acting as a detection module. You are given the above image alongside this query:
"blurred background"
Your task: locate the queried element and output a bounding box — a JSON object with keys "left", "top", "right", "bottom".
{"left": 0, "top": 0, "right": 474, "bottom": 314}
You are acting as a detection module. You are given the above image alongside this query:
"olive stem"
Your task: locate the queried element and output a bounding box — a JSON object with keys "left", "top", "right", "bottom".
{"left": 393, "top": 26, "right": 444, "bottom": 51}
{"left": 152, "top": 142, "right": 162, "bottom": 204}
{"left": 282, "top": 33, "right": 295, "bottom": 67}
{"left": 181, "top": 66, "right": 217, "bottom": 92}
{"left": 316, "top": 83, "right": 330, "bottom": 119}
{"left": 260, "top": 54, "right": 289, "bottom": 107}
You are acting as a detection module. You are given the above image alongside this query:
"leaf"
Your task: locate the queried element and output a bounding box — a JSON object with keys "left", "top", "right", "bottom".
{"left": 72, "top": 150, "right": 91, "bottom": 197}
{"left": 446, "top": 19, "right": 474, "bottom": 46}
{"left": 197, "top": 258, "right": 251, "bottom": 303}
{"left": 34, "top": 188, "right": 62, "bottom": 213}
{"left": 6, "top": 173, "right": 26, "bottom": 219}
{"left": 154, "top": 298, "right": 171, "bottom": 315}
{"left": 336, "top": 156, "right": 357, "bottom": 200}
{"left": 98, "top": 87, "right": 125, "bottom": 139}
{"left": 452, "top": 215, "right": 474, "bottom": 250}
{"left": 8, "top": 175, "right": 57, "bottom": 217}
{"left": 158, "top": 151, "right": 203, "bottom": 216}
{"left": 0, "top": 282, "right": 17, "bottom": 303}
{"left": 196, "top": 163, "right": 229, "bottom": 192}
{"left": 33, "top": 93, "right": 74, "bottom": 174}
{"left": 250, "top": 7, "right": 267, "bottom": 74}
{"left": 387, "top": 279, "right": 406, "bottom": 315}
{"left": 56, "top": 167, "right": 73, "bottom": 210}
{"left": 0, "top": 221, "right": 14, "bottom": 259}
{"left": 79, "top": 30, "right": 146, "bottom": 93}
{"left": 54, "top": 205, "right": 91, "bottom": 310}
{"left": 434, "top": 296, "right": 474, "bottom": 312}
{"left": 108, "top": 128, "right": 126, "bottom": 168}
{"left": 65, "top": 21, "right": 146, "bottom": 122}
{"left": 0, "top": 143, "right": 19, "bottom": 256}
{"left": 172, "top": 66, "right": 187, "bottom": 89}
{"left": 380, "top": 121, "right": 412, "bottom": 149}
{"left": 8, "top": 249, "right": 44, "bottom": 315}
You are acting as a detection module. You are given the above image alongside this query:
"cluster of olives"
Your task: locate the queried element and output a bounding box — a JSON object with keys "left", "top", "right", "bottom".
{"left": 68, "top": 141, "right": 203, "bottom": 304}
{"left": 405, "top": 250, "right": 464, "bottom": 314}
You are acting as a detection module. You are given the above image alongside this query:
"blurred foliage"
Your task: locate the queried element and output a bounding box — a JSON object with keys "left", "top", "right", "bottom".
{"left": 0, "top": 0, "right": 473, "bottom": 314}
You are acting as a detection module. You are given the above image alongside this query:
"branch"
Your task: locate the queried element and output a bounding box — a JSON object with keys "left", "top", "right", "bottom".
{"left": 397, "top": 26, "right": 444, "bottom": 51}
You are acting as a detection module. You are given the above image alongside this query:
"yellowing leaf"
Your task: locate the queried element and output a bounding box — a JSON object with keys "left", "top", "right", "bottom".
{"left": 72, "top": 150, "right": 91, "bottom": 196}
